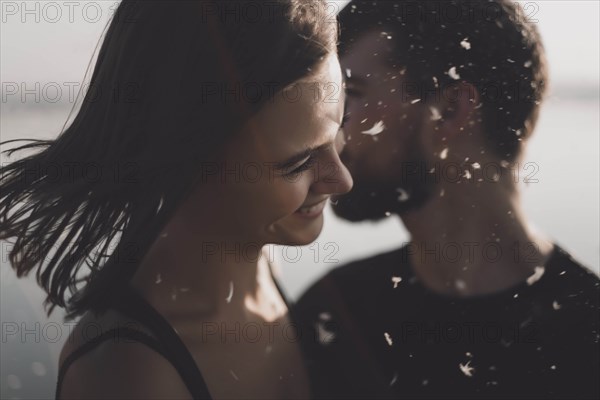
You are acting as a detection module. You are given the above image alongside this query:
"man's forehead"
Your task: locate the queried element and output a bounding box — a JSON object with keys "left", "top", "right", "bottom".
{"left": 341, "top": 29, "right": 397, "bottom": 71}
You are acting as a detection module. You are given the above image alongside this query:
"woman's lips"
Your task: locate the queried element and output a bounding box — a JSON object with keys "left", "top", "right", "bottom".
{"left": 294, "top": 198, "right": 328, "bottom": 219}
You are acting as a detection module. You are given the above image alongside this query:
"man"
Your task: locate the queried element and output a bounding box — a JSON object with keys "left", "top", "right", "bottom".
{"left": 295, "top": 1, "right": 600, "bottom": 399}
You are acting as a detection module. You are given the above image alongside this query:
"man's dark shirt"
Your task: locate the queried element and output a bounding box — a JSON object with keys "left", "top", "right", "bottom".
{"left": 295, "top": 244, "right": 600, "bottom": 399}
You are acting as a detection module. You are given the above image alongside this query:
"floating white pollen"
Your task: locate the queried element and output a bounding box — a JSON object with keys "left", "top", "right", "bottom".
{"left": 526, "top": 266, "right": 545, "bottom": 286}
{"left": 392, "top": 276, "right": 402, "bottom": 288}
{"left": 230, "top": 370, "right": 239, "bottom": 381}
{"left": 396, "top": 187, "right": 410, "bottom": 202}
{"left": 345, "top": 68, "right": 352, "bottom": 78}
{"left": 361, "top": 120, "right": 386, "bottom": 135}
{"left": 430, "top": 106, "right": 442, "bottom": 121}
{"left": 384, "top": 332, "right": 393, "bottom": 346}
{"left": 315, "top": 322, "right": 336, "bottom": 345}
{"left": 460, "top": 38, "right": 471, "bottom": 50}
{"left": 226, "top": 281, "right": 234, "bottom": 303}
{"left": 552, "top": 300, "right": 561, "bottom": 310}
{"left": 440, "top": 148, "right": 449, "bottom": 160}
{"left": 459, "top": 360, "right": 475, "bottom": 377}
{"left": 410, "top": 98, "right": 422, "bottom": 104}
{"left": 319, "top": 312, "right": 332, "bottom": 321}
{"left": 448, "top": 66, "right": 460, "bottom": 80}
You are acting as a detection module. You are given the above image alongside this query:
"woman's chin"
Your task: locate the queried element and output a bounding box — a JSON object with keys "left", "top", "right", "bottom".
{"left": 269, "top": 214, "right": 324, "bottom": 246}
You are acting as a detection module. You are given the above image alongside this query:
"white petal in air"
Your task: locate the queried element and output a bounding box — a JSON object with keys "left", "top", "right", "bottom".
{"left": 448, "top": 66, "right": 461, "bottom": 80}
{"left": 319, "top": 312, "right": 332, "bottom": 321}
{"left": 460, "top": 38, "right": 471, "bottom": 50}
{"left": 392, "top": 276, "right": 402, "bottom": 288}
{"left": 552, "top": 300, "right": 561, "bottom": 310}
{"left": 384, "top": 332, "right": 393, "bottom": 346}
{"left": 315, "top": 322, "right": 336, "bottom": 345}
{"left": 345, "top": 68, "right": 352, "bottom": 78}
{"left": 526, "top": 266, "right": 545, "bottom": 286}
{"left": 459, "top": 360, "right": 475, "bottom": 377}
{"left": 361, "top": 120, "right": 386, "bottom": 136}
{"left": 396, "top": 188, "right": 410, "bottom": 202}
{"left": 390, "top": 372, "right": 398, "bottom": 386}
{"left": 440, "top": 148, "right": 449, "bottom": 160}
{"left": 225, "top": 281, "right": 234, "bottom": 303}
{"left": 410, "top": 98, "right": 422, "bottom": 104}
{"left": 430, "top": 106, "right": 442, "bottom": 121}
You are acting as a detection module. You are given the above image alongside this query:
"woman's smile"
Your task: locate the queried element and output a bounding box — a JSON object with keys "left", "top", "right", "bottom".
{"left": 294, "top": 197, "right": 329, "bottom": 219}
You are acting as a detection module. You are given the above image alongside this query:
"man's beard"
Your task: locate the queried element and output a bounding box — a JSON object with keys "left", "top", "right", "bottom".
{"left": 332, "top": 153, "right": 437, "bottom": 222}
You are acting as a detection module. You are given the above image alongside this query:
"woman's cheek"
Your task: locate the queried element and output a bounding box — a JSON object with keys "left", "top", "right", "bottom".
{"left": 273, "top": 173, "right": 314, "bottom": 214}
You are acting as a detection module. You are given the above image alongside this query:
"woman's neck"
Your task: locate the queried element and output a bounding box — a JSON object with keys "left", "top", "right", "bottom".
{"left": 130, "top": 226, "right": 285, "bottom": 324}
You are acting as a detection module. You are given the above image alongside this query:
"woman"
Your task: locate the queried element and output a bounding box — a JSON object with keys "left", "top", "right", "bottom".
{"left": 0, "top": 1, "right": 352, "bottom": 398}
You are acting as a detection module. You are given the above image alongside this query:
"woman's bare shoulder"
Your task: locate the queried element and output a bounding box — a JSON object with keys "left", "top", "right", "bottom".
{"left": 58, "top": 310, "right": 193, "bottom": 399}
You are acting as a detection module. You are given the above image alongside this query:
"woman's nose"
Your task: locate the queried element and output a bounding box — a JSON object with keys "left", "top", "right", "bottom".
{"left": 312, "top": 151, "right": 353, "bottom": 195}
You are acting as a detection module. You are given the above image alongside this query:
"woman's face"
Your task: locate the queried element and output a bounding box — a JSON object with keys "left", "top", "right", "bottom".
{"left": 195, "top": 53, "right": 353, "bottom": 246}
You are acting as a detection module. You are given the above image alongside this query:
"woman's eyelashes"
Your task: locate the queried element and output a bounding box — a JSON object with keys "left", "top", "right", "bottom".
{"left": 286, "top": 156, "right": 316, "bottom": 175}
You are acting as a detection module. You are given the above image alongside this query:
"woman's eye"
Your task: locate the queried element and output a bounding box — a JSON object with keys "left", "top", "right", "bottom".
{"left": 287, "top": 157, "right": 316, "bottom": 175}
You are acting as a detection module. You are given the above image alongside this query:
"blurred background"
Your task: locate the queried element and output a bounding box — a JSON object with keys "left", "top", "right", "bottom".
{"left": 1, "top": 1, "right": 598, "bottom": 398}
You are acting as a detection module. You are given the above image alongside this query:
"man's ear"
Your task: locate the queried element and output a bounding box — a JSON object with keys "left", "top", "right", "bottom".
{"left": 438, "top": 81, "right": 481, "bottom": 139}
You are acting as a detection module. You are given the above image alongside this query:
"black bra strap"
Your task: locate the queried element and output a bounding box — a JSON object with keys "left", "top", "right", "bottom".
{"left": 108, "top": 283, "right": 212, "bottom": 399}
{"left": 55, "top": 326, "right": 168, "bottom": 399}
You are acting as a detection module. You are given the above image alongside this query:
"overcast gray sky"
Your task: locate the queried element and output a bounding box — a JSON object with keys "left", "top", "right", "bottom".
{"left": 1, "top": 1, "right": 599, "bottom": 95}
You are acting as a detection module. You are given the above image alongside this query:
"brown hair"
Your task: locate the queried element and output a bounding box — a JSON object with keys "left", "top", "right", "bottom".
{"left": 0, "top": 0, "right": 338, "bottom": 321}
{"left": 338, "top": 0, "right": 548, "bottom": 161}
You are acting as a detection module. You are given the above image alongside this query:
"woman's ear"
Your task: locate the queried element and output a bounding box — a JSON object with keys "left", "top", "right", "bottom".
{"left": 438, "top": 81, "right": 481, "bottom": 139}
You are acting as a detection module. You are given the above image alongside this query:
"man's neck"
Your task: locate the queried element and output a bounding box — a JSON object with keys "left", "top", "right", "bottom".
{"left": 400, "top": 176, "right": 554, "bottom": 297}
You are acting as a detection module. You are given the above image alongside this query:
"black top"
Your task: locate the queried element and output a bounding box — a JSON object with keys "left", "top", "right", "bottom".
{"left": 295, "top": 244, "right": 600, "bottom": 399}
{"left": 55, "top": 273, "right": 308, "bottom": 399}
